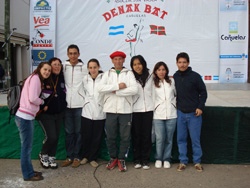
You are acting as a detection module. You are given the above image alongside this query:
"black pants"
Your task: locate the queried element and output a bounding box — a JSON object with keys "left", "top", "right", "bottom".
{"left": 38, "top": 111, "right": 64, "bottom": 157}
{"left": 81, "top": 117, "right": 105, "bottom": 161}
{"left": 131, "top": 111, "right": 153, "bottom": 163}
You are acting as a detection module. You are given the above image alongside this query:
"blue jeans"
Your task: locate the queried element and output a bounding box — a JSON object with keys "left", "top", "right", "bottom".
{"left": 64, "top": 108, "right": 82, "bottom": 159}
{"left": 15, "top": 116, "right": 35, "bottom": 179}
{"left": 154, "top": 118, "right": 177, "bottom": 162}
{"left": 177, "top": 110, "right": 202, "bottom": 164}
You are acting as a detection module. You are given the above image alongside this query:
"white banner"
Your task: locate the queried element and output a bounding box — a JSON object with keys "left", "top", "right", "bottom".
{"left": 30, "top": 0, "right": 56, "bottom": 71}
{"left": 219, "top": 0, "right": 248, "bottom": 83}
{"left": 56, "top": 0, "right": 221, "bottom": 83}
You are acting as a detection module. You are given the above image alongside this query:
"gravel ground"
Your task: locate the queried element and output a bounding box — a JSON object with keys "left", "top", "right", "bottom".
{"left": 0, "top": 159, "right": 250, "bottom": 188}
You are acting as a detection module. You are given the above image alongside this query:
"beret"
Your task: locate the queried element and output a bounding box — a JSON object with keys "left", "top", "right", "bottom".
{"left": 110, "top": 51, "right": 126, "bottom": 59}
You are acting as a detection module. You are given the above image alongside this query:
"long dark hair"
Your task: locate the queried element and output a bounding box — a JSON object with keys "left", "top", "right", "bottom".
{"left": 130, "top": 55, "right": 149, "bottom": 87}
{"left": 153, "top": 61, "right": 171, "bottom": 88}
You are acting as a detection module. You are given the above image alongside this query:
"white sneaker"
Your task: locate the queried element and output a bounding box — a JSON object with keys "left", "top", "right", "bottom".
{"left": 155, "top": 160, "right": 162, "bottom": 168}
{"left": 49, "top": 156, "right": 58, "bottom": 169}
{"left": 134, "top": 163, "right": 142, "bottom": 169}
{"left": 164, "top": 161, "right": 171, "bottom": 168}
{"left": 142, "top": 163, "right": 150, "bottom": 170}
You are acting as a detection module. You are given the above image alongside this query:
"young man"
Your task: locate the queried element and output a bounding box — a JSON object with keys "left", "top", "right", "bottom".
{"left": 98, "top": 51, "right": 138, "bottom": 172}
{"left": 61, "top": 44, "right": 88, "bottom": 168}
{"left": 173, "top": 52, "right": 207, "bottom": 172}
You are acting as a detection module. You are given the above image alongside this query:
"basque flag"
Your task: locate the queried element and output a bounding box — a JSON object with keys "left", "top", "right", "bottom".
{"left": 150, "top": 25, "right": 166, "bottom": 35}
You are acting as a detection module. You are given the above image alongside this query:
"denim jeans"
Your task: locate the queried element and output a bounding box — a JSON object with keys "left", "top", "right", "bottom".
{"left": 15, "top": 116, "right": 35, "bottom": 180}
{"left": 154, "top": 118, "right": 177, "bottom": 162}
{"left": 177, "top": 110, "right": 202, "bottom": 164}
{"left": 64, "top": 108, "right": 82, "bottom": 159}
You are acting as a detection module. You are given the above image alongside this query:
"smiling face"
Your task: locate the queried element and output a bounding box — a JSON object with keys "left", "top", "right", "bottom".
{"left": 88, "top": 61, "right": 100, "bottom": 79}
{"left": 156, "top": 65, "right": 167, "bottom": 81}
{"left": 176, "top": 57, "right": 190, "bottom": 72}
{"left": 51, "top": 60, "right": 61, "bottom": 75}
{"left": 67, "top": 48, "right": 80, "bottom": 65}
{"left": 40, "top": 64, "right": 51, "bottom": 79}
{"left": 132, "top": 58, "right": 143, "bottom": 75}
{"left": 112, "top": 56, "right": 125, "bottom": 71}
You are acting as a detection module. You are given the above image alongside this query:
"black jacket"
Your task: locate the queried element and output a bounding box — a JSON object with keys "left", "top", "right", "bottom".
{"left": 173, "top": 67, "right": 207, "bottom": 113}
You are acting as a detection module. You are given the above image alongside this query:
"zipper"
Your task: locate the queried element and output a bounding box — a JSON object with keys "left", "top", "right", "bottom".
{"left": 143, "top": 87, "right": 147, "bottom": 112}
{"left": 69, "top": 66, "right": 74, "bottom": 108}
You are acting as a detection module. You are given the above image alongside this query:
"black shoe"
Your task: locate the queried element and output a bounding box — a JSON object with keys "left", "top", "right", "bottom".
{"left": 24, "top": 175, "right": 44, "bottom": 181}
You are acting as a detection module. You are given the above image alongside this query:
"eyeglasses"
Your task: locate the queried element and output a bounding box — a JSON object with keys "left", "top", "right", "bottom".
{"left": 68, "top": 52, "right": 79, "bottom": 56}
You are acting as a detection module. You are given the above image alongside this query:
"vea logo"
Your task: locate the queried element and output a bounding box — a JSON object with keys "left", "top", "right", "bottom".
{"left": 34, "top": 0, "right": 51, "bottom": 11}
{"left": 33, "top": 16, "right": 50, "bottom": 28}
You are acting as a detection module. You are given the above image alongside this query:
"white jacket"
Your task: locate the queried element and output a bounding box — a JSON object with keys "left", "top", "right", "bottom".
{"left": 62, "top": 60, "right": 88, "bottom": 108}
{"left": 98, "top": 68, "right": 138, "bottom": 114}
{"left": 132, "top": 72, "right": 154, "bottom": 112}
{"left": 78, "top": 73, "right": 106, "bottom": 120}
{"left": 153, "top": 78, "right": 177, "bottom": 119}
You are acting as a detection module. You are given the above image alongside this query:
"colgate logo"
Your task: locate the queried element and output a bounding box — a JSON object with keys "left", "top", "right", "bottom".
{"left": 34, "top": 16, "right": 50, "bottom": 28}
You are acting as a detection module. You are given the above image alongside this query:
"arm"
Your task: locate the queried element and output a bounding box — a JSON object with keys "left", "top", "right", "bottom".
{"left": 97, "top": 71, "right": 119, "bottom": 94}
{"left": 116, "top": 71, "right": 138, "bottom": 97}
{"left": 197, "top": 75, "right": 207, "bottom": 113}
{"left": 28, "top": 75, "right": 43, "bottom": 105}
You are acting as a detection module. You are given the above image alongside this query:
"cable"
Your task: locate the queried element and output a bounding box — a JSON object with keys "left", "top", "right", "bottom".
{"left": 93, "top": 163, "right": 106, "bottom": 188}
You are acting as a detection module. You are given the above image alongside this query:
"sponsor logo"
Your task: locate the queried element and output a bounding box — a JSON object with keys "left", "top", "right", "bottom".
{"left": 150, "top": 25, "right": 166, "bottom": 35}
{"left": 229, "top": 22, "right": 238, "bottom": 33}
{"left": 34, "top": 0, "right": 51, "bottom": 11}
{"left": 109, "top": 25, "right": 124, "bottom": 35}
{"left": 32, "top": 50, "right": 54, "bottom": 66}
{"left": 221, "top": 34, "right": 246, "bottom": 41}
{"left": 204, "top": 76, "right": 212, "bottom": 80}
{"left": 34, "top": 16, "right": 50, "bottom": 29}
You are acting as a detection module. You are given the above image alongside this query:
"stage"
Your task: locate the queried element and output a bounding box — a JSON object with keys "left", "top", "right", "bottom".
{"left": 0, "top": 83, "right": 250, "bottom": 164}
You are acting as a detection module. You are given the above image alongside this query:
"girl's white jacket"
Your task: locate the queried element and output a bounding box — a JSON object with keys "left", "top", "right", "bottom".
{"left": 78, "top": 73, "right": 106, "bottom": 120}
{"left": 132, "top": 72, "right": 154, "bottom": 112}
{"left": 153, "top": 78, "right": 177, "bottom": 120}
{"left": 98, "top": 68, "right": 138, "bottom": 114}
{"left": 63, "top": 60, "right": 88, "bottom": 108}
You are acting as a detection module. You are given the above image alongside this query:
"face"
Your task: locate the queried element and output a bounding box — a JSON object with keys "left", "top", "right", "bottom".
{"left": 51, "top": 60, "right": 61, "bottom": 75}
{"left": 112, "top": 56, "right": 125, "bottom": 71}
{"left": 40, "top": 64, "right": 51, "bottom": 79}
{"left": 67, "top": 48, "right": 80, "bottom": 65}
{"left": 176, "top": 57, "right": 189, "bottom": 71}
{"left": 132, "top": 59, "right": 143, "bottom": 75}
{"left": 88, "top": 61, "right": 100, "bottom": 78}
{"left": 156, "top": 65, "right": 167, "bottom": 81}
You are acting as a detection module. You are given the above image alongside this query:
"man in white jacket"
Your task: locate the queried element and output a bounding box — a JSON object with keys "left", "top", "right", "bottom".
{"left": 98, "top": 51, "right": 138, "bottom": 172}
{"left": 61, "top": 44, "right": 88, "bottom": 168}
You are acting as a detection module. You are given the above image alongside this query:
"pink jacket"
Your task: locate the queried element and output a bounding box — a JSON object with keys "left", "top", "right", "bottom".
{"left": 18, "top": 74, "right": 43, "bottom": 116}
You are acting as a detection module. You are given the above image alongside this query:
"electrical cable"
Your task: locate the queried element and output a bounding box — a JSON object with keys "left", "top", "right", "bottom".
{"left": 93, "top": 163, "right": 106, "bottom": 188}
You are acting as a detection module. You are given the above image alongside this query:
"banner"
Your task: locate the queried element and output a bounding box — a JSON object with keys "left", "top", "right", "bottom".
{"left": 30, "top": 0, "right": 56, "bottom": 71}
{"left": 56, "top": 0, "right": 221, "bottom": 83}
{"left": 219, "top": 0, "right": 248, "bottom": 83}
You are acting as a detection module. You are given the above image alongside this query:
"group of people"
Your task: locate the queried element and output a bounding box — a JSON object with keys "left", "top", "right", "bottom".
{"left": 15, "top": 44, "right": 207, "bottom": 181}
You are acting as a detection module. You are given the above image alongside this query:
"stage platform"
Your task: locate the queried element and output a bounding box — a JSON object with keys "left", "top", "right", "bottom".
{"left": 0, "top": 83, "right": 250, "bottom": 164}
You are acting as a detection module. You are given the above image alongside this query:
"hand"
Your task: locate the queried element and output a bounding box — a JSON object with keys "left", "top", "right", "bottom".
{"left": 119, "top": 83, "right": 127, "bottom": 89}
{"left": 44, "top": 106, "right": 48, "bottom": 111}
{"left": 195, "top": 108, "right": 202, "bottom": 116}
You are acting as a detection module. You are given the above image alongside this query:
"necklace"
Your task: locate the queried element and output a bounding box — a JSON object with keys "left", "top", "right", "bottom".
{"left": 52, "top": 76, "right": 59, "bottom": 97}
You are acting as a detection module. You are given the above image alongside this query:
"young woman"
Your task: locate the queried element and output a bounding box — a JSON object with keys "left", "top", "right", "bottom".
{"left": 38, "top": 57, "right": 67, "bottom": 169}
{"left": 153, "top": 62, "right": 177, "bottom": 169}
{"left": 78, "top": 58, "right": 106, "bottom": 168}
{"left": 15, "top": 62, "right": 51, "bottom": 181}
{"left": 130, "top": 55, "right": 154, "bottom": 170}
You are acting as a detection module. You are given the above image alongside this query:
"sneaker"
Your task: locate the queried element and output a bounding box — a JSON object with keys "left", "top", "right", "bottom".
{"left": 72, "top": 158, "right": 81, "bottom": 168}
{"left": 155, "top": 160, "right": 162, "bottom": 168}
{"left": 49, "top": 156, "right": 58, "bottom": 169}
{"left": 194, "top": 163, "right": 203, "bottom": 172}
{"left": 142, "top": 163, "right": 150, "bottom": 170}
{"left": 80, "top": 158, "right": 88, "bottom": 165}
{"left": 177, "top": 163, "right": 187, "bottom": 172}
{"left": 134, "top": 163, "right": 142, "bottom": 169}
{"left": 118, "top": 159, "right": 127, "bottom": 172}
{"left": 61, "top": 158, "right": 73, "bottom": 167}
{"left": 90, "top": 161, "right": 99, "bottom": 168}
{"left": 39, "top": 154, "right": 49, "bottom": 169}
{"left": 106, "top": 158, "right": 118, "bottom": 170}
{"left": 163, "top": 161, "right": 171, "bottom": 169}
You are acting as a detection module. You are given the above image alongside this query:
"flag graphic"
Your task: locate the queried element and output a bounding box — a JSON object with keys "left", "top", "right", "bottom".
{"left": 150, "top": 25, "right": 166, "bottom": 35}
{"left": 109, "top": 25, "right": 124, "bottom": 35}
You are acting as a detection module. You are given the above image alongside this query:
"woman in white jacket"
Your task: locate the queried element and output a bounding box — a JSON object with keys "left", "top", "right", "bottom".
{"left": 78, "top": 59, "right": 106, "bottom": 168}
{"left": 130, "top": 55, "right": 154, "bottom": 170}
{"left": 153, "top": 62, "right": 177, "bottom": 169}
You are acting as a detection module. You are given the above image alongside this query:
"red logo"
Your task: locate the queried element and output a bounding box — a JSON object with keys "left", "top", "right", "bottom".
{"left": 34, "top": 16, "right": 50, "bottom": 28}
{"left": 204, "top": 76, "right": 212, "bottom": 80}
{"left": 150, "top": 25, "right": 166, "bottom": 35}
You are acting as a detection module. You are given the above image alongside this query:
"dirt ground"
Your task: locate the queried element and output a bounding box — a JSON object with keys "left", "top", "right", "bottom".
{"left": 0, "top": 159, "right": 249, "bottom": 188}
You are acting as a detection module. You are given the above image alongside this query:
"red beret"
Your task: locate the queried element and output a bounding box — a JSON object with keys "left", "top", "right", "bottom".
{"left": 110, "top": 51, "right": 126, "bottom": 59}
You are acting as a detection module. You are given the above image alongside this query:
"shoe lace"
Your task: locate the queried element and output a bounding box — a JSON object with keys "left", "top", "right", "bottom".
{"left": 49, "top": 157, "right": 55, "bottom": 163}
{"left": 108, "top": 159, "right": 114, "bottom": 166}
{"left": 43, "top": 155, "right": 49, "bottom": 162}
{"left": 119, "top": 160, "right": 125, "bottom": 168}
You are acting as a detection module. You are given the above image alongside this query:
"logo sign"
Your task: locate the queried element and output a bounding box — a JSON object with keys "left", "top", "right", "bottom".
{"left": 34, "top": 0, "right": 51, "bottom": 11}
{"left": 229, "top": 22, "right": 238, "bottom": 33}
{"left": 33, "top": 15, "right": 50, "bottom": 29}
{"left": 32, "top": 50, "right": 54, "bottom": 66}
